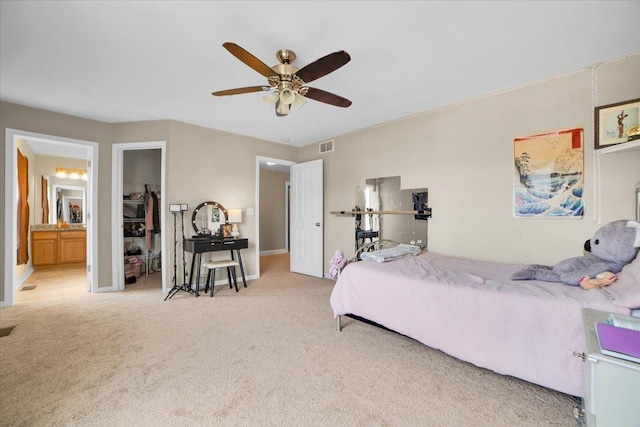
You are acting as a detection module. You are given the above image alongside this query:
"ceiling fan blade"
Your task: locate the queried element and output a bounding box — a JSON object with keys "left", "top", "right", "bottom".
{"left": 212, "top": 86, "right": 270, "bottom": 96}
{"left": 223, "top": 42, "right": 275, "bottom": 77}
{"left": 304, "top": 87, "right": 352, "bottom": 108}
{"left": 295, "top": 51, "right": 351, "bottom": 84}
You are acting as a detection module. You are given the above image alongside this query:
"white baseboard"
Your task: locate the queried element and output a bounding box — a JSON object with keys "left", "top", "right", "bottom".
{"left": 94, "top": 286, "right": 116, "bottom": 293}
{"left": 1, "top": 267, "right": 35, "bottom": 307}
{"left": 16, "top": 267, "right": 34, "bottom": 290}
{"left": 260, "top": 249, "right": 288, "bottom": 256}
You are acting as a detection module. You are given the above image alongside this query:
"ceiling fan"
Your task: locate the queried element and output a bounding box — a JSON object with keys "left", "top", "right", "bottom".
{"left": 212, "top": 42, "right": 352, "bottom": 117}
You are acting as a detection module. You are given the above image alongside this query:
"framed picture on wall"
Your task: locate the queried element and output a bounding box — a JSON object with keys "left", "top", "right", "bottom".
{"left": 594, "top": 98, "right": 640, "bottom": 149}
{"left": 513, "top": 128, "right": 584, "bottom": 218}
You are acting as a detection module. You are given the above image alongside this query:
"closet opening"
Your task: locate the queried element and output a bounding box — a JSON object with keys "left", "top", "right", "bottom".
{"left": 111, "top": 142, "right": 167, "bottom": 293}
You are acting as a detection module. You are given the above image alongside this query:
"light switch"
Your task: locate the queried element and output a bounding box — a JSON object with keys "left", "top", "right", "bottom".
{"left": 247, "top": 208, "right": 254, "bottom": 216}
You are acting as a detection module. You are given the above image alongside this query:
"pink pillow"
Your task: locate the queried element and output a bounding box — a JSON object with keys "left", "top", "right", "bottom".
{"left": 600, "top": 251, "right": 640, "bottom": 309}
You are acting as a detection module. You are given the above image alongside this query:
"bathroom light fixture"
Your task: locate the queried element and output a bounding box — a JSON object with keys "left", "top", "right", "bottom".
{"left": 56, "top": 168, "right": 87, "bottom": 180}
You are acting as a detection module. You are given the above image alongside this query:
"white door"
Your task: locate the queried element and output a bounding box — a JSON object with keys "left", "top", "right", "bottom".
{"left": 290, "top": 159, "right": 323, "bottom": 277}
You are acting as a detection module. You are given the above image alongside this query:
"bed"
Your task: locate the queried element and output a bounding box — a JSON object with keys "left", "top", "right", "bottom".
{"left": 330, "top": 249, "right": 640, "bottom": 397}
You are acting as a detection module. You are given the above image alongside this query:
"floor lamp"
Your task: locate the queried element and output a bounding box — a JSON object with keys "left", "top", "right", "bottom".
{"left": 165, "top": 204, "right": 196, "bottom": 300}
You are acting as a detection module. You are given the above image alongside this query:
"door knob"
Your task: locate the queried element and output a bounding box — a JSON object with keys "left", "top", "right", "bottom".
{"left": 316, "top": 222, "right": 321, "bottom": 227}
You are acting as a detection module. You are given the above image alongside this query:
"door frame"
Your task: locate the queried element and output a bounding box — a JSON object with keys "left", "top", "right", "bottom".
{"left": 3, "top": 128, "right": 98, "bottom": 307}
{"left": 111, "top": 141, "right": 168, "bottom": 293}
{"left": 285, "top": 181, "right": 290, "bottom": 252}
{"left": 255, "top": 156, "right": 296, "bottom": 277}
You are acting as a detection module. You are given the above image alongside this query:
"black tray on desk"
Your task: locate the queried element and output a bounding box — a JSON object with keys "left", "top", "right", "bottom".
{"left": 183, "top": 237, "right": 248, "bottom": 253}
{"left": 189, "top": 234, "right": 222, "bottom": 240}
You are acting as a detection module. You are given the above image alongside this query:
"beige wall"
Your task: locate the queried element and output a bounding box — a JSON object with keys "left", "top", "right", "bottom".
{"left": 298, "top": 54, "right": 640, "bottom": 268}
{"left": 1, "top": 102, "right": 112, "bottom": 302}
{"left": 2, "top": 112, "right": 297, "bottom": 303}
{"left": 259, "top": 169, "right": 290, "bottom": 252}
{"left": 167, "top": 120, "right": 297, "bottom": 278}
{"left": 112, "top": 119, "right": 298, "bottom": 280}
{"left": 2, "top": 55, "right": 639, "bottom": 303}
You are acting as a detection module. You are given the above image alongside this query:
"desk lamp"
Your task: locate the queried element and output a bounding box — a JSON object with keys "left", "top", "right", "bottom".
{"left": 228, "top": 209, "right": 242, "bottom": 238}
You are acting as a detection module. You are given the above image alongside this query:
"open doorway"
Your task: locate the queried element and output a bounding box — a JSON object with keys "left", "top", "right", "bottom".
{"left": 3, "top": 129, "right": 98, "bottom": 307}
{"left": 255, "top": 156, "right": 295, "bottom": 277}
{"left": 111, "top": 142, "right": 167, "bottom": 293}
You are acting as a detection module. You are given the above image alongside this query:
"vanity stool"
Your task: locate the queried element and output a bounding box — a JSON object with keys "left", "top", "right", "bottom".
{"left": 203, "top": 259, "right": 240, "bottom": 297}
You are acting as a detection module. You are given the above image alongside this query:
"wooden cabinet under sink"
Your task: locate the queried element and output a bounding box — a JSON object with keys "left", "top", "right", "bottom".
{"left": 32, "top": 231, "right": 57, "bottom": 266}
{"left": 32, "top": 230, "right": 86, "bottom": 267}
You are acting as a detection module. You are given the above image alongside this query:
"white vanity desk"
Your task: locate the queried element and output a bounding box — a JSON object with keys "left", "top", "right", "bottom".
{"left": 581, "top": 308, "right": 640, "bottom": 426}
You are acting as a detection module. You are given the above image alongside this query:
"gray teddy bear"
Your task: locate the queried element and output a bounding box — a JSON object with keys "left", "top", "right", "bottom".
{"left": 511, "top": 220, "right": 640, "bottom": 289}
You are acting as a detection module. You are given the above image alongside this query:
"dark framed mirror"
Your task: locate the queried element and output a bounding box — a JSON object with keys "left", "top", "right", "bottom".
{"left": 192, "top": 201, "right": 228, "bottom": 236}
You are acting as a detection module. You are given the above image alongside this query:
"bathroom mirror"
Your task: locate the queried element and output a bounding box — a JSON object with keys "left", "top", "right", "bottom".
{"left": 192, "top": 201, "right": 228, "bottom": 236}
{"left": 50, "top": 184, "right": 86, "bottom": 224}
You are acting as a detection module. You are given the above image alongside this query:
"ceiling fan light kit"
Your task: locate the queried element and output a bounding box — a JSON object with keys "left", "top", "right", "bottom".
{"left": 262, "top": 91, "right": 279, "bottom": 104}
{"left": 279, "top": 87, "right": 296, "bottom": 105}
{"left": 212, "top": 42, "right": 352, "bottom": 117}
{"left": 276, "top": 101, "right": 290, "bottom": 116}
{"left": 293, "top": 93, "right": 307, "bottom": 109}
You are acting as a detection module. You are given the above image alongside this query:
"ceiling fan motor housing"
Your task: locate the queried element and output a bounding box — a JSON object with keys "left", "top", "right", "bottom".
{"left": 276, "top": 49, "right": 296, "bottom": 65}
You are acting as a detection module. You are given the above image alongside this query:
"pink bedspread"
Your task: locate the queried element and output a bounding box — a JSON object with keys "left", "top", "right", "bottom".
{"left": 330, "top": 252, "right": 630, "bottom": 397}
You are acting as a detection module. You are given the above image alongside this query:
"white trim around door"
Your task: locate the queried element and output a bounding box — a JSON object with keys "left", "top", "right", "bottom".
{"left": 3, "top": 128, "right": 99, "bottom": 307}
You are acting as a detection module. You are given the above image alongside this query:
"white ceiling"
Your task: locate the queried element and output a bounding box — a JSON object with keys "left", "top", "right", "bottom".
{"left": 2, "top": 1, "right": 639, "bottom": 148}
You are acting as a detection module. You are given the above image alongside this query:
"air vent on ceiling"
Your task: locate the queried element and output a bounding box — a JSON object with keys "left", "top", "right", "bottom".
{"left": 319, "top": 140, "right": 334, "bottom": 154}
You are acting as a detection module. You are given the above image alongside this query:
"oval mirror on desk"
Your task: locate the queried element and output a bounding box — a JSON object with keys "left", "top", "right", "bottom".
{"left": 192, "top": 201, "right": 228, "bottom": 236}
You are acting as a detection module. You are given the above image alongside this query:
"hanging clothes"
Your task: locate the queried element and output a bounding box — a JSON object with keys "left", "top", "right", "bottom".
{"left": 145, "top": 187, "right": 154, "bottom": 251}
{"left": 56, "top": 190, "right": 62, "bottom": 221}
{"left": 151, "top": 191, "right": 160, "bottom": 234}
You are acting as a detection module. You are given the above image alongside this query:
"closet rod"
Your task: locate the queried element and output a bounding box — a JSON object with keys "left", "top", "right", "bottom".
{"left": 125, "top": 181, "right": 161, "bottom": 188}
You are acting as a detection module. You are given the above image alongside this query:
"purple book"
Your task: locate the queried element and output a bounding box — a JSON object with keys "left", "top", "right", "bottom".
{"left": 595, "top": 322, "right": 640, "bottom": 364}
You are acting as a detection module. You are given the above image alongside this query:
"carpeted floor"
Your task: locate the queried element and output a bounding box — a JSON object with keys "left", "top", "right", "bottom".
{"left": 0, "top": 254, "right": 578, "bottom": 426}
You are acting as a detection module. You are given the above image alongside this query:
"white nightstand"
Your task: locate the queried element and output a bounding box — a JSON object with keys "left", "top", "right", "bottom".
{"left": 581, "top": 308, "right": 640, "bottom": 426}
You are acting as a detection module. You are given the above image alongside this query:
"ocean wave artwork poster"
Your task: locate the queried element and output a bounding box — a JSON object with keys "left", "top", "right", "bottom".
{"left": 513, "top": 128, "right": 584, "bottom": 218}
